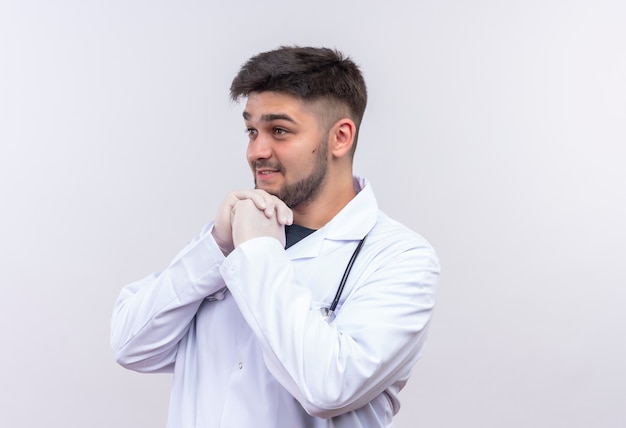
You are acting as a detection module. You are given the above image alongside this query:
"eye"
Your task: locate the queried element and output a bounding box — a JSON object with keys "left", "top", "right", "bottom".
{"left": 273, "top": 127, "right": 287, "bottom": 136}
{"left": 245, "top": 127, "right": 258, "bottom": 138}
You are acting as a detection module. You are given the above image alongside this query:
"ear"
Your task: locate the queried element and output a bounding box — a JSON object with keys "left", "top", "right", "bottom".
{"left": 328, "top": 118, "right": 356, "bottom": 158}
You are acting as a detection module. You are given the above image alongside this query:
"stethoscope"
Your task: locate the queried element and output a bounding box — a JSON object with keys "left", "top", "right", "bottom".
{"left": 208, "top": 235, "right": 368, "bottom": 323}
{"left": 320, "top": 235, "right": 367, "bottom": 322}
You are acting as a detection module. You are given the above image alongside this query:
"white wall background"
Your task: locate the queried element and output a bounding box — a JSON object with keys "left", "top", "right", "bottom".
{"left": 1, "top": 1, "right": 624, "bottom": 427}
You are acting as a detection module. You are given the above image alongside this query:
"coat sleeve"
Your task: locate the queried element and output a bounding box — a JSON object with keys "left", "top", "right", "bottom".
{"left": 110, "top": 223, "right": 227, "bottom": 373}
{"left": 220, "top": 234, "right": 439, "bottom": 419}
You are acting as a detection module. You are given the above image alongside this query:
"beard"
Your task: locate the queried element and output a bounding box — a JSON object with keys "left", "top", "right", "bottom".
{"left": 254, "top": 137, "right": 328, "bottom": 208}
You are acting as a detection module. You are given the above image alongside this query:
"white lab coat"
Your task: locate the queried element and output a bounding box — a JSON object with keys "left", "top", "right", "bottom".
{"left": 111, "top": 177, "right": 439, "bottom": 427}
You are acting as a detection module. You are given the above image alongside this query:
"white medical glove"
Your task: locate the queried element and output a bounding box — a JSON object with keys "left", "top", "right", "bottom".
{"left": 230, "top": 198, "right": 289, "bottom": 249}
{"left": 212, "top": 189, "right": 292, "bottom": 255}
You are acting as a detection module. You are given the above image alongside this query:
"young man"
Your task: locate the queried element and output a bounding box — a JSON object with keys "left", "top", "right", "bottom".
{"left": 111, "top": 46, "right": 440, "bottom": 427}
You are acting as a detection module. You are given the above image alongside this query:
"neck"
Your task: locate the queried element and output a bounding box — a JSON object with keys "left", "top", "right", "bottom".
{"left": 292, "top": 173, "right": 356, "bottom": 229}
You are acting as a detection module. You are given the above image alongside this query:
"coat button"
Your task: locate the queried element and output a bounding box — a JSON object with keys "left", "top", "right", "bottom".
{"left": 238, "top": 362, "right": 243, "bottom": 370}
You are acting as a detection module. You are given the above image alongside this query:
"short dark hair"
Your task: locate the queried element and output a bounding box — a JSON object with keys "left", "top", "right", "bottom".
{"left": 230, "top": 46, "right": 368, "bottom": 148}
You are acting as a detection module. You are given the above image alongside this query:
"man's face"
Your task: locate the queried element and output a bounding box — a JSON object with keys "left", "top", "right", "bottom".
{"left": 243, "top": 91, "right": 329, "bottom": 208}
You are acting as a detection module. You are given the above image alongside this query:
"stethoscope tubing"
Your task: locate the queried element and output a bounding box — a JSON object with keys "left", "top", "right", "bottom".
{"left": 327, "top": 235, "right": 367, "bottom": 314}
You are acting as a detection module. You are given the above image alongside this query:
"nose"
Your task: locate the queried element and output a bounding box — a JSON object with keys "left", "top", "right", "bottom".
{"left": 247, "top": 133, "right": 272, "bottom": 161}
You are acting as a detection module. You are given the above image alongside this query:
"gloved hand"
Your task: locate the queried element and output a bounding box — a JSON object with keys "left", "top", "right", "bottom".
{"left": 212, "top": 189, "right": 293, "bottom": 255}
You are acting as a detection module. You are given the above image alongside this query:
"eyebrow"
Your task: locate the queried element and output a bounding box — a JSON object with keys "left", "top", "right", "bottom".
{"left": 242, "top": 111, "right": 297, "bottom": 123}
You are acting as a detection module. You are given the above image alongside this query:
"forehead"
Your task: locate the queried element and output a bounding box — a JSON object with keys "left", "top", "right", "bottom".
{"left": 243, "top": 91, "right": 319, "bottom": 122}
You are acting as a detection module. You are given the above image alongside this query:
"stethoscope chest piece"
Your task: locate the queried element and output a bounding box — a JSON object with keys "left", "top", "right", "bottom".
{"left": 320, "top": 307, "right": 335, "bottom": 322}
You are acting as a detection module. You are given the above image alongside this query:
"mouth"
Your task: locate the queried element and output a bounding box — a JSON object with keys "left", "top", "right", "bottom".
{"left": 254, "top": 167, "right": 282, "bottom": 184}
{"left": 256, "top": 168, "right": 279, "bottom": 175}
{"left": 253, "top": 161, "right": 283, "bottom": 180}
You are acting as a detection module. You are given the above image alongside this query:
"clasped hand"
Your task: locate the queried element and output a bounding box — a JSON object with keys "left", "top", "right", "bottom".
{"left": 212, "top": 189, "right": 293, "bottom": 255}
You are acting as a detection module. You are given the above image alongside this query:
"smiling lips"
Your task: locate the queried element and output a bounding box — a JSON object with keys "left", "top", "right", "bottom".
{"left": 256, "top": 169, "right": 280, "bottom": 183}
{"left": 254, "top": 161, "right": 283, "bottom": 181}
{"left": 257, "top": 168, "right": 278, "bottom": 175}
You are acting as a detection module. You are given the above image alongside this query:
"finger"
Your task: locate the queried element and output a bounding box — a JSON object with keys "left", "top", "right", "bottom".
{"left": 247, "top": 189, "right": 278, "bottom": 218}
{"left": 269, "top": 195, "right": 293, "bottom": 225}
{"left": 260, "top": 194, "right": 276, "bottom": 218}
{"left": 229, "top": 190, "right": 266, "bottom": 208}
{"left": 227, "top": 190, "right": 287, "bottom": 220}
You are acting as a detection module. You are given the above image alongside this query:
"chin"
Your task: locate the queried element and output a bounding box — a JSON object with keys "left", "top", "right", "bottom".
{"left": 254, "top": 183, "right": 280, "bottom": 197}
